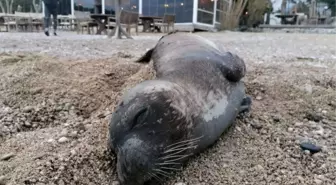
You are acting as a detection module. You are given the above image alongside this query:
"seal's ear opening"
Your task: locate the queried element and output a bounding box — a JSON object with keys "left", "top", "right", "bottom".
{"left": 134, "top": 48, "right": 154, "bottom": 64}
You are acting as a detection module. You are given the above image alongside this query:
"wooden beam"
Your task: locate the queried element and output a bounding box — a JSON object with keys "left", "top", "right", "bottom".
{"left": 108, "top": 0, "right": 132, "bottom": 39}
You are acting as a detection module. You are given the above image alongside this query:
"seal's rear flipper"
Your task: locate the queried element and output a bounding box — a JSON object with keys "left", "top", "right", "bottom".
{"left": 239, "top": 96, "right": 252, "bottom": 115}
{"left": 134, "top": 48, "right": 154, "bottom": 64}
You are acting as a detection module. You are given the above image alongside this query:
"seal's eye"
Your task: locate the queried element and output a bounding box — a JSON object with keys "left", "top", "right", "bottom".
{"left": 132, "top": 108, "right": 148, "bottom": 129}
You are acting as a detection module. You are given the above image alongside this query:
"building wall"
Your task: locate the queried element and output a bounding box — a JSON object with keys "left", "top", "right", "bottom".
{"left": 142, "top": 0, "right": 193, "bottom": 23}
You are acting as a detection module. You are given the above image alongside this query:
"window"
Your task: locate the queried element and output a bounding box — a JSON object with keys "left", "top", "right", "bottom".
{"left": 197, "top": 0, "right": 215, "bottom": 25}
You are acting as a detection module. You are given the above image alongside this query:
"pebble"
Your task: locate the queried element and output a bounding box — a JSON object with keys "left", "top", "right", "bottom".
{"left": 256, "top": 96, "right": 262, "bottom": 100}
{"left": 23, "top": 106, "right": 34, "bottom": 113}
{"left": 0, "top": 176, "right": 6, "bottom": 185}
{"left": 60, "top": 129, "right": 68, "bottom": 137}
{"left": 294, "top": 122, "right": 303, "bottom": 127}
{"left": 300, "top": 142, "right": 322, "bottom": 154}
{"left": 250, "top": 122, "right": 263, "bottom": 129}
{"left": 111, "top": 181, "right": 120, "bottom": 185}
{"left": 58, "top": 137, "right": 69, "bottom": 143}
{"left": 288, "top": 127, "right": 294, "bottom": 132}
{"left": 321, "top": 110, "right": 327, "bottom": 115}
{"left": 1, "top": 153, "right": 16, "bottom": 161}
{"left": 314, "top": 178, "right": 323, "bottom": 185}
{"left": 174, "top": 183, "right": 186, "bottom": 185}
{"left": 24, "top": 121, "right": 32, "bottom": 127}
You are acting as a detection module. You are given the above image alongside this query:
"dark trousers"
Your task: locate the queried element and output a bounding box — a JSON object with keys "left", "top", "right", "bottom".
{"left": 44, "top": 4, "right": 58, "bottom": 31}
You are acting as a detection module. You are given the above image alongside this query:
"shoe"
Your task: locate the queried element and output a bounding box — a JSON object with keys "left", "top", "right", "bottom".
{"left": 44, "top": 31, "right": 49, "bottom": 36}
{"left": 54, "top": 32, "right": 57, "bottom": 36}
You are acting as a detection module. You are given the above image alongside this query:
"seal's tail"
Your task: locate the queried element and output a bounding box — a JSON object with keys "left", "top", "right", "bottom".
{"left": 134, "top": 48, "right": 154, "bottom": 64}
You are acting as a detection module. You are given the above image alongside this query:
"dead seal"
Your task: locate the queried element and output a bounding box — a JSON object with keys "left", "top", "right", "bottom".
{"left": 108, "top": 32, "right": 252, "bottom": 185}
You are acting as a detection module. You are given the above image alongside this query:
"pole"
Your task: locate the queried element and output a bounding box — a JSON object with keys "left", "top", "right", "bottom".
{"left": 102, "top": 0, "right": 105, "bottom": 14}
{"left": 71, "top": 0, "right": 74, "bottom": 17}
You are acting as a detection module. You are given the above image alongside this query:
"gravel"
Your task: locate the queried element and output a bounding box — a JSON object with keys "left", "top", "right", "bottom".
{"left": 0, "top": 30, "right": 335, "bottom": 185}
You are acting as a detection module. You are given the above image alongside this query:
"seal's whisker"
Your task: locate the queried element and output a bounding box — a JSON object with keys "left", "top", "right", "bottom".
{"left": 165, "top": 136, "right": 203, "bottom": 149}
{"left": 159, "top": 154, "right": 189, "bottom": 160}
{"left": 163, "top": 144, "right": 197, "bottom": 154}
{"left": 162, "top": 154, "right": 191, "bottom": 162}
{"left": 151, "top": 172, "right": 164, "bottom": 182}
{"left": 155, "top": 162, "right": 181, "bottom": 166}
{"left": 164, "top": 143, "right": 197, "bottom": 154}
{"left": 153, "top": 169, "right": 171, "bottom": 178}
{"left": 160, "top": 166, "right": 181, "bottom": 171}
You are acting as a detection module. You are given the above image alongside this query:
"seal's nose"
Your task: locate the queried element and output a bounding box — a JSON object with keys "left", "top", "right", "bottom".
{"left": 117, "top": 136, "right": 152, "bottom": 185}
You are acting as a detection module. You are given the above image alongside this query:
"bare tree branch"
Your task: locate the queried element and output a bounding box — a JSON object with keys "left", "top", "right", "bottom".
{"left": 0, "top": 1, "right": 6, "bottom": 13}
{"left": 9, "top": 0, "right": 14, "bottom": 13}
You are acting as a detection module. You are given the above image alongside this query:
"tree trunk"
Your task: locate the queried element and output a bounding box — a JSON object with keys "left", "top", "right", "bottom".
{"left": 0, "top": 1, "right": 5, "bottom": 13}
{"left": 221, "top": 0, "right": 248, "bottom": 30}
{"left": 5, "top": 0, "right": 10, "bottom": 13}
{"left": 9, "top": 0, "right": 14, "bottom": 13}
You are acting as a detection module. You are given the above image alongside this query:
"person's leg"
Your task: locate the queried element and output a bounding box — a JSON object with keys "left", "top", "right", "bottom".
{"left": 51, "top": 8, "right": 58, "bottom": 35}
{"left": 43, "top": 4, "right": 51, "bottom": 36}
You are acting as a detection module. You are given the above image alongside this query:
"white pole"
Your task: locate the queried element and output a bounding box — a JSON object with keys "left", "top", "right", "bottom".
{"left": 71, "top": 0, "right": 74, "bottom": 17}
{"left": 102, "top": 0, "right": 105, "bottom": 14}
{"left": 193, "top": 0, "right": 198, "bottom": 23}
{"left": 42, "top": 1, "right": 45, "bottom": 16}
{"left": 213, "top": 0, "right": 217, "bottom": 26}
{"left": 139, "top": 0, "right": 142, "bottom": 15}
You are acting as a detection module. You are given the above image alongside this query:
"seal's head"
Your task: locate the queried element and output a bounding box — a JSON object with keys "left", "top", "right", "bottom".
{"left": 109, "top": 80, "right": 196, "bottom": 185}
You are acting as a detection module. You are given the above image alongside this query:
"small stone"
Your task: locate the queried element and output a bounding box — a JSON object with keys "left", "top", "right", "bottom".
{"left": 70, "top": 150, "right": 77, "bottom": 156}
{"left": 112, "top": 181, "right": 120, "bottom": 185}
{"left": 288, "top": 127, "right": 294, "bottom": 132}
{"left": 314, "top": 128, "right": 324, "bottom": 136}
{"left": 294, "top": 122, "right": 303, "bottom": 127}
{"left": 58, "top": 137, "right": 69, "bottom": 143}
{"left": 1, "top": 153, "right": 16, "bottom": 161}
{"left": 47, "top": 138, "right": 55, "bottom": 143}
{"left": 305, "top": 112, "right": 323, "bottom": 122}
{"left": 314, "top": 178, "right": 323, "bottom": 185}
{"left": 60, "top": 129, "right": 68, "bottom": 137}
{"left": 250, "top": 122, "right": 263, "bottom": 129}
{"left": 63, "top": 103, "right": 71, "bottom": 111}
{"left": 321, "top": 110, "right": 327, "bottom": 115}
{"left": 174, "top": 183, "right": 186, "bottom": 185}
{"left": 23, "top": 106, "right": 34, "bottom": 113}
{"left": 255, "top": 164, "right": 264, "bottom": 171}
{"left": 304, "top": 84, "right": 313, "bottom": 94}
{"left": 69, "top": 131, "right": 78, "bottom": 138}
{"left": 236, "top": 126, "right": 241, "bottom": 132}
{"left": 256, "top": 96, "right": 262, "bottom": 100}
{"left": 24, "top": 122, "right": 31, "bottom": 127}
{"left": 300, "top": 142, "right": 322, "bottom": 155}
{"left": 0, "top": 176, "right": 7, "bottom": 185}
{"left": 303, "top": 150, "right": 311, "bottom": 155}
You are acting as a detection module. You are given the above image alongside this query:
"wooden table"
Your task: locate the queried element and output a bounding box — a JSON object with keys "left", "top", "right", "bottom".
{"left": 139, "top": 16, "right": 163, "bottom": 32}
{"left": 275, "top": 14, "right": 298, "bottom": 25}
{"left": 90, "top": 14, "right": 114, "bottom": 35}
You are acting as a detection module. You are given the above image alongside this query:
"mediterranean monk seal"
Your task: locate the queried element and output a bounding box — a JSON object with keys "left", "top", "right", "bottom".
{"left": 108, "top": 32, "right": 252, "bottom": 185}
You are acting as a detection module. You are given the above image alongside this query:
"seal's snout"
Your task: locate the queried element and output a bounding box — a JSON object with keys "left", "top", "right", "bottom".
{"left": 117, "top": 137, "right": 153, "bottom": 185}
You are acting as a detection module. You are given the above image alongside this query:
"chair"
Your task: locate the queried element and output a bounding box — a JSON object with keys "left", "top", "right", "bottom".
{"left": 153, "top": 14, "right": 175, "bottom": 33}
{"left": 74, "top": 11, "right": 97, "bottom": 34}
{"left": 107, "top": 9, "right": 139, "bottom": 36}
{"left": 0, "top": 15, "right": 17, "bottom": 32}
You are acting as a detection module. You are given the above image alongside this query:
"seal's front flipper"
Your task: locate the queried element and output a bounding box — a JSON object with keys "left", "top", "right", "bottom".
{"left": 218, "top": 52, "right": 246, "bottom": 82}
{"left": 239, "top": 96, "right": 252, "bottom": 115}
{"left": 134, "top": 48, "right": 154, "bottom": 64}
